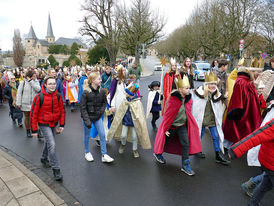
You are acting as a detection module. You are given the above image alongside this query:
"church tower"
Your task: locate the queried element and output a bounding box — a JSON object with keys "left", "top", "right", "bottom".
{"left": 46, "top": 14, "right": 55, "bottom": 43}
{"left": 25, "top": 25, "right": 37, "bottom": 56}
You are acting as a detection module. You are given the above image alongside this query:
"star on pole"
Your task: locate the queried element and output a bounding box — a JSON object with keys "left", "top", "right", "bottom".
{"left": 99, "top": 57, "right": 106, "bottom": 66}
{"left": 160, "top": 57, "right": 167, "bottom": 67}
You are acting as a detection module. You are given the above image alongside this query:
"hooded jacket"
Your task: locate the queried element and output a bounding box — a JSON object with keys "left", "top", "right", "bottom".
{"left": 30, "top": 85, "right": 65, "bottom": 133}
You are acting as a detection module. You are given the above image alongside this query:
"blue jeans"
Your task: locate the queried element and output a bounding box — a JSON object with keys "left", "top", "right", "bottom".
{"left": 249, "top": 172, "right": 274, "bottom": 206}
{"left": 250, "top": 172, "right": 265, "bottom": 185}
{"left": 40, "top": 126, "right": 59, "bottom": 169}
{"left": 201, "top": 126, "right": 220, "bottom": 152}
{"left": 121, "top": 125, "right": 138, "bottom": 150}
{"left": 82, "top": 118, "right": 107, "bottom": 155}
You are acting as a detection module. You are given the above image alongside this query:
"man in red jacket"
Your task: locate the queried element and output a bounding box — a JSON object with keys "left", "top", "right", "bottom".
{"left": 30, "top": 76, "right": 65, "bottom": 181}
{"left": 229, "top": 118, "right": 274, "bottom": 206}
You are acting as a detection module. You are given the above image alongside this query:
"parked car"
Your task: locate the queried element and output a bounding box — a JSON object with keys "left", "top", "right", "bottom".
{"left": 192, "top": 61, "right": 210, "bottom": 81}
{"left": 154, "top": 63, "right": 162, "bottom": 71}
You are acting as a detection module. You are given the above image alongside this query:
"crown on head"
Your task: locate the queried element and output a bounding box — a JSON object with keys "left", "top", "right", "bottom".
{"left": 205, "top": 71, "right": 217, "bottom": 83}
{"left": 115, "top": 64, "right": 124, "bottom": 72}
{"left": 238, "top": 58, "right": 247, "bottom": 66}
{"left": 170, "top": 57, "right": 176, "bottom": 66}
{"left": 176, "top": 75, "right": 190, "bottom": 89}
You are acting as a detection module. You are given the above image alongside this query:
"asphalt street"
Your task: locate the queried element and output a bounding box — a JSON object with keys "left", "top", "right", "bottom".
{"left": 0, "top": 57, "right": 273, "bottom": 206}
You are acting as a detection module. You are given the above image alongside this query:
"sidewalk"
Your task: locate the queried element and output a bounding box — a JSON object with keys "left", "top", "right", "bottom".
{"left": 0, "top": 149, "right": 67, "bottom": 206}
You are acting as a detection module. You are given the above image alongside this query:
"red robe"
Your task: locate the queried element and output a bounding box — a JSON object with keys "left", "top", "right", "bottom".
{"left": 154, "top": 91, "right": 202, "bottom": 155}
{"left": 223, "top": 74, "right": 262, "bottom": 143}
{"left": 163, "top": 72, "right": 180, "bottom": 114}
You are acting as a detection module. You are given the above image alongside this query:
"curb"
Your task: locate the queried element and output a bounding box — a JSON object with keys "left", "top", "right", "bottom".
{"left": 0, "top": 148, "right": 67, "bottom": 206}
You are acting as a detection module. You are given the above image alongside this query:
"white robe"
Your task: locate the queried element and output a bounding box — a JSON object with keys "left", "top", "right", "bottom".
{"left": 191, "top": 86, "right": 224, "bottom": 153}
{"left": 111, "top": 82, "right": 126, "bottom": 112}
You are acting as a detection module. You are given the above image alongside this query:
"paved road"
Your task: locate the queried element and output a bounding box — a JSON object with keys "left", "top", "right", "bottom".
{"left": 0, "top": 59, "right": 273, "bottom": 206}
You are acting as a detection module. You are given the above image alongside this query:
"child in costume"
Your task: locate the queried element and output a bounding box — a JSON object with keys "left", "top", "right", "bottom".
{"left": 153, "top": 75, "right": 202, "bottom": 176}
{"left": 107, "top": 83, "right": 151, "bottom": 158}
{"left": 163, "top": 58, "right": 180, "bottom": 114}
{"left": 191, "top": 71, "right": 230, "bottom": 165}
{"left": 146, "top": 81, "right": 163, "bottom": 131}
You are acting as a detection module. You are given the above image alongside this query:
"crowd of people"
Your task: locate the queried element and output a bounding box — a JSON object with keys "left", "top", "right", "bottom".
{"left": 0, "top": 56, "right": 273, "bottom": 206}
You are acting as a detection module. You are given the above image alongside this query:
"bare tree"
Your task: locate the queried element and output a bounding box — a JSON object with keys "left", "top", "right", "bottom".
{"left": 119, "top": 0, "right": 165, "bottom": 64}
{"left": 259, "top": 0, "right": 274, "bottom": 55}
{"left": 79, "top": 0, "right": 122, "bottom": 65}
{"left": 13, "top": 29, "right": 24, "bottom": 67}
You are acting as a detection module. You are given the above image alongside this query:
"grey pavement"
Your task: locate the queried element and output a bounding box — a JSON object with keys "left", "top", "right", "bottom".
{"left": 0, "top": 148, "right": 67, "bottom": 206}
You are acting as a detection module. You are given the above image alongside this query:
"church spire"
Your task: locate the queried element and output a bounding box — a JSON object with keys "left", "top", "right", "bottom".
{"left": 26, "top": 25, "right": 37, "bottom": 39}
{"left": 46, "top": 14, "right": 54, "bottom": 37}
{"left": 46, "top": 13, "right": 55, "bottom": 43}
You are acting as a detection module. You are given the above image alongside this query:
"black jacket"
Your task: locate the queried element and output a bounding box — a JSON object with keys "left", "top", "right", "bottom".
{"left": 80, "top": 85, "right": 106, "bottom": 128}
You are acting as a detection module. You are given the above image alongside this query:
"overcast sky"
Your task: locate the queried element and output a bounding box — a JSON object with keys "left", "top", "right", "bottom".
{"left": 0, "top": 0, "right": 202, "bottom": 51}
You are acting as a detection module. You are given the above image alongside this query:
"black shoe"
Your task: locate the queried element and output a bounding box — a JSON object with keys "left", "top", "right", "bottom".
{"left": 224, "top": 147, "right": 230, "bottom": 159}
{"left": 216, "top": 151, "right": 231, "bottom": 165}
{"left": 26, "top": 129, "right": 32, "bottom": 138}
{"left": 38, "top": 130, "right": 44, "bottom": 140}
{"left": 40, "top": 158, "right": 51, "bottom": 168}
{"left": 196, "top": 152, "right": 206, "bottom": 158}
{"left": 153, "top": 153, "right": 166, "bottom": 164}
{"left": 95, "top": 140, "right": 101, "bottom": 147}
{"left": 18, "top": 123, "right": 23, "bottom": 128}
{"left": 52, "top": 169, "right": 63, "bottom": 181}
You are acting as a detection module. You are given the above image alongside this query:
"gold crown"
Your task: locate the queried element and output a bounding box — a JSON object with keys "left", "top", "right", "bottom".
{"left": 176, "top": 75, "right": 190, "bottom": 88}
{"left": 258, "top": 57, "right": 265, "bottom": 68}
{"left": 238, "top": 58, "right": 247, "bottom": 66}
{"left": 205, "top": 71, "right": 217, "bottom": 83}
{"left": 250, "top": 57, "right": 258, "bottom": 67}
{"left": 170, "top": 57, "right": 176, "bottom": 66}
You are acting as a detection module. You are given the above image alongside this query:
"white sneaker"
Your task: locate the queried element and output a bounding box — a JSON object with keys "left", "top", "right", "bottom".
{"left": 85, "top": 153, "right": 94, "bottom": 162}
{"left": 101, "top": 154, "right": 114, "bottom": 163}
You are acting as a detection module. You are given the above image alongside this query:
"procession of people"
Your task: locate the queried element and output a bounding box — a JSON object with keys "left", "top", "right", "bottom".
{"left": 0, "top": 56, "right": 273, "bottom": 206}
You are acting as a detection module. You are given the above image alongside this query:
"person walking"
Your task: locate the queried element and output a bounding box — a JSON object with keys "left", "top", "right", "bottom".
{"left": 30, "top": 76, "right": 65, "bottom": 181}
{"left": 16, "top": 69, "right": 41, "bottom": 138}
{"left": 80, "top": 72, "right": 114, "bottom": 163}
{"left": 4, "top": 74, "right": 23, "bottom": 126}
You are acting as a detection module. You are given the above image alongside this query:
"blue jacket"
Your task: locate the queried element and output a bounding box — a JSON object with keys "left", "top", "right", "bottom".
{"left": 78, "top": 75, "right": 88, "bottom": 103}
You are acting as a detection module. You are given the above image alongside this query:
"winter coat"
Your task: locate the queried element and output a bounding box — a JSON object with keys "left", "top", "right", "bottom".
{"left": 229, "top": 118, "right": 274, "bottom": 172}
{"left": 80, "top": 84, "right": 106, "bottom": 128}
{"left": 30, "top": 85, "right": 65, "bottom": 133}
{"left": 16, "top": 79, "right": 41, "bottom": 111}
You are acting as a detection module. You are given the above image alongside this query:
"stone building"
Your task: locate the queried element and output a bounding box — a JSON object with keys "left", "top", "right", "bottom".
{"left": 24, "top": 14, "right": 87, "bottom": 67}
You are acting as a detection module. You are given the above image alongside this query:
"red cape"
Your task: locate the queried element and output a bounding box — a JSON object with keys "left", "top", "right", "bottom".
{"left": 154, "top": 92, "right": 202, "bottom": 155}
{"left": 163, "top": 72, "right": 180, "bottom": 114}
{"left": 223, "top": 74, "right": 262, "bottom": 143}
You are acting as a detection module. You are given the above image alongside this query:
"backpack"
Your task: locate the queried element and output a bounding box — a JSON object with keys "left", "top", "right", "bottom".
{"left": 39, "top": 92, "right": 61, "bottom": 107}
